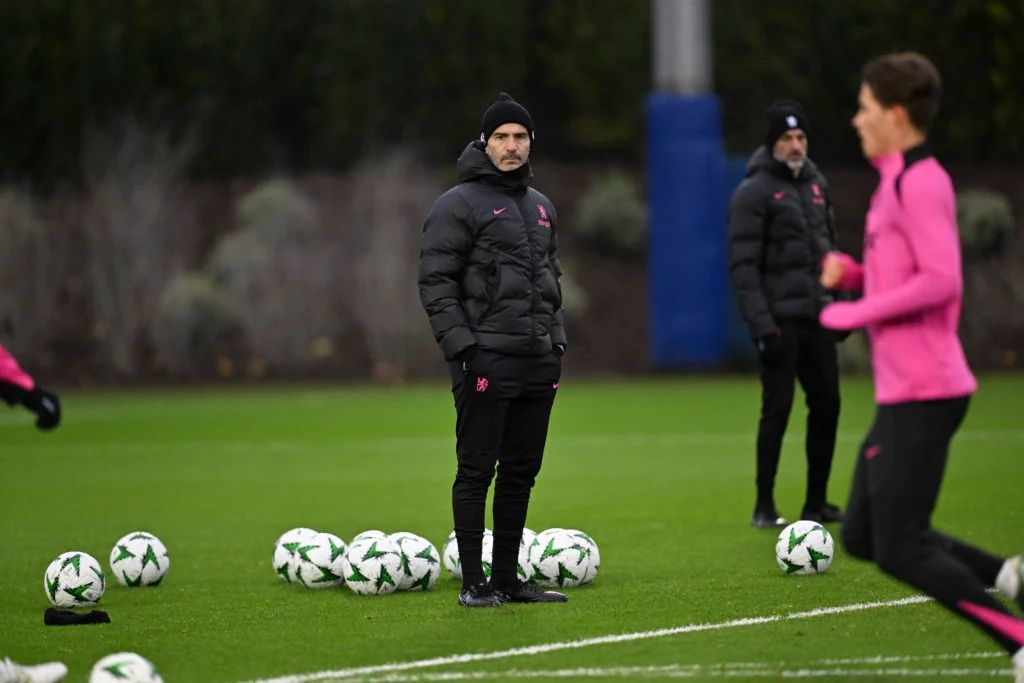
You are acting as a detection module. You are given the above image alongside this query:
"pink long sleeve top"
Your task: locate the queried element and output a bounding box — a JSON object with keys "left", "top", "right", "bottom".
{"left": 0, "top": 344, "right": 35, "bottom": 391}
{"left": 819, "top": 145, "right": 976, "bottom": 405}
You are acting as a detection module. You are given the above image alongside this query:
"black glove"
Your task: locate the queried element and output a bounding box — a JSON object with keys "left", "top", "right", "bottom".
{"left": 553, "top": 343, "right": 566, "bottom": 357}
{"left": 23, "top": 385, "right": 61, "bottom": 431}
{"left": 756, "top": 331, "right": 784, "bottom": 361}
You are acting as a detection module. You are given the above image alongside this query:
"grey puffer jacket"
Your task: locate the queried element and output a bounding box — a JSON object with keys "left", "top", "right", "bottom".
{"left": 418, "top": 141, "right": 566, "bottom": 360}
{"left": 728, "top": 146, "right": 840, "bottom": 339}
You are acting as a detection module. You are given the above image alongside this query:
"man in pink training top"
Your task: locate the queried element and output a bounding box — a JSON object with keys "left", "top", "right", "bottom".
{"left": 0, "top": 344, "right": 60, "bottom": 430}
{"left": 820, "top": 52, "right": 1024, "bottom": 680}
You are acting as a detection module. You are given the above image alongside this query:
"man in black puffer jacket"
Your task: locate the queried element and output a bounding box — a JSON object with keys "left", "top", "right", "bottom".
{"left": 728, "top": 100, "right": 844, "bottom": 530}
{"left": 419, "top": 93, "right": 567, "bottom": 607}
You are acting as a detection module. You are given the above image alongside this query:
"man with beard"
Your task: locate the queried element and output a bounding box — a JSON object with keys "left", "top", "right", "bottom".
{"left": 419, "top": 93, "right": 567, "bottom": 607}
{"left": 728, "top": 100, "right": 844, "bottom": 529}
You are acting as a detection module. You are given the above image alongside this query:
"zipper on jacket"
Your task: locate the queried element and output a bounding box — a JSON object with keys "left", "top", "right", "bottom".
{"left": 515, "top": 195, "right": 540, "bottom": 350}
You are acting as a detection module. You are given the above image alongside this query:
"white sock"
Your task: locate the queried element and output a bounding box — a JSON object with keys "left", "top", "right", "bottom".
{"left": 996, "top": 556, "right": 1021, "bottom": 599}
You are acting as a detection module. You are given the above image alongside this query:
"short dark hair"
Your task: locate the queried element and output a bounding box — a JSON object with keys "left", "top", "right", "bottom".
{"left": 861, "top": 52, "right": 941, "bottom": 132}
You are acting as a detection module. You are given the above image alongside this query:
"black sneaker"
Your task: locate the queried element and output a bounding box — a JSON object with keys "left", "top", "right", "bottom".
{"left": 751, "top": 509, "right": 788, "bottom": 529}
{"left": 493, "top": 580, "right": 568, "bottom": 604}
{"left": 459, "top": 582, "right": 500, "bottom": 607}
{"left": 801, "top": 502, "right": 844, "bottom": 523}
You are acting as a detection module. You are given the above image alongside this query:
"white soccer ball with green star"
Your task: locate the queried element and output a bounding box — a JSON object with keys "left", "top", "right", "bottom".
{"left": 390, "top": 532, "right": 441, "bottom": 591}
{"left": 343, "top": 536, "right": 402, "bottom": 595}
{"left": 563, "top": 529, "right": 600, "bottom": 584}
{"left": 775, "top": 520, "right": 835, "bottom": 575}
{"left": 528, "top": 528, "right": 595, "bottom": 588}
{"left": 441, "top": 528, "right": 493, "bottom": 580}
{"left": 44, "top": 551, "right": 105, "bottom": 608}
{"left": 273, "top": 527, "right": 318, "bottom": 583}
{"left": 295, "top": 532, "right": 347, "bottom": 589}
{"left": 351, "top": 529, "right": 387, "bottom": 543}
{"left": 89, "top": 652, "right": 163, "bottom": 683}
{"left": 109, "top": 531, "right": 170, "bottom": 587}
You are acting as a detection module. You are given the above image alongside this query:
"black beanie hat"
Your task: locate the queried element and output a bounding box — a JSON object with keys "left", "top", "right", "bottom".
{"left": 480, "top": 92, "right": 535, "bottom": 142}
{"left": 764, "top": 99, "right": 810, "bottom": 150}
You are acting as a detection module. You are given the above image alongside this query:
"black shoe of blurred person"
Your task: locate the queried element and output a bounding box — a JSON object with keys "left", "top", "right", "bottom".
{"left": 801, "top": 502, "right": 844, "bottom": 524}
{"left": 493, "top": 580, "right": 567, "bottom": 603}
{"left": 1, "top": 381, "right": 61, "bottom": 431}
{"left": 751, "top": 508, "right": 788, "bottom": 529}
{"left": 459, "top": 582, "right": 500, "bottom": 607}
{"left": 24, "top": 386, "right": 61, "bottom": 430}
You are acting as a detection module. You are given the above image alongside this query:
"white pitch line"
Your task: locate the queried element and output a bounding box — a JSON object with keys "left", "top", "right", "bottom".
{"left": 240, "top": 595, "right": 934, "bottom": 683}
{"left": 313, "top": 652, "right": 1009, "bottom": 682}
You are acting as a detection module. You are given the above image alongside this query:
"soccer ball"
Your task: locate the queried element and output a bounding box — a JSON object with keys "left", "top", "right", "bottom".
{"left": 521, "top": 527, "right": 537, "bottom": 550}
{"left": 351, "top": 529, "right": 387, "bottom": 543}
{"left": 273, "top": 527, "right": 318, "bottom": 583}
{"left": 109, "top": 532, "right": 170, "bottom": 587}
{"left": 775, "top": 520, "right": 835, "bottom": 575}
{"left": 342, "top": 536, "right": 402, "bottom": 595}
{"left": 390, "top": 532, "right": 441, "bottom": 591}
{"left": 295, "top": 532, "right": 347, "bottom": 589}
{"left": 89, "top": 652, "right": 163, "bottom": 683}
{"left": 563, "top": 529, "right": 600, "bottom": 584}
{"left": 44, "top": 551, "right": 105, "bottom": 608}
{"left": 528, "top": 528, "right": 595, "bottom": 588}
{"left": 441, "top": 528, "right": 492, "bottom": 580}
{"left": 480, "top": 533, "right": 535, "bottom": 581}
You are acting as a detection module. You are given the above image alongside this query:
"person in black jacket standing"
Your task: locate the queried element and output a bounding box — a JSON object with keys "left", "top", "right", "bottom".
{"left": 419, "top": 93, "right": 567, "bottom": 607}
{"left": 728, "top": 100, "right": 844, "bottom": 529}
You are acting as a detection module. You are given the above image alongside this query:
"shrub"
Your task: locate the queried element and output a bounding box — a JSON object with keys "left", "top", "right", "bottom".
{"left": 206, "top": 179, "right": 345, "bottom": 371}
{"left": 151, "top": 273, "right": 242, "bottom": 375}
{"left": 574, "top": 171, "right": 647, "bottom": 256}
{"left": 236, "top": 179, "right": 317, "bottom": 247}
{"left": 957, "top": 189, "right": 1014, "bottom": 259}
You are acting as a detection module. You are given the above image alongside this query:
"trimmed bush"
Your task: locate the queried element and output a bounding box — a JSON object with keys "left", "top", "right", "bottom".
{"left": 151, "top": 273, "right": 242, "bottom": 375}
{"left": 205, "top": 180, "right": 344, "bottom": 370}
{"left": 957, "top": 189, "right": 1014, "bottom": 259}
{"left": 236, "top": 179, "right": 317, "bottom": 247}
{"left": 575, "top": 172, "right": 647, "bottom": 256}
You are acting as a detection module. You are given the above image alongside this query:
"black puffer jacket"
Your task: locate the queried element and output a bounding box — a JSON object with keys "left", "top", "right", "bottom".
{"left": 728, "top": 146, "right": 840, "bottom": 339}
{"left": 419, "top": 141, "right": 566, "bottom": 359}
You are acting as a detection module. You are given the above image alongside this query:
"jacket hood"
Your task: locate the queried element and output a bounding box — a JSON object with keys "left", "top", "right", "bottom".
{"left": 456, "top": 140, "right": 532, "bottom": 192}
{"left": 746, "top": 145, "right": 820, "bottom": 181}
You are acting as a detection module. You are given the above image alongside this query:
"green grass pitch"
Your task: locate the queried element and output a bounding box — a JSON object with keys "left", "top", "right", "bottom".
{"left": 1, "top": 375, "right": 1022, "bottom": 681}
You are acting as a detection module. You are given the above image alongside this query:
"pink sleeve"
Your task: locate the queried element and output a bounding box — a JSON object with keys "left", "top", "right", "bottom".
{"left": 0, "top": 344, "right": 35, "bottom": 390}
{"left": 833, "top": 252, "right": 864, "bottom": 291}
{"left": 839, "top": 168, "right": 961, "bottom": 327}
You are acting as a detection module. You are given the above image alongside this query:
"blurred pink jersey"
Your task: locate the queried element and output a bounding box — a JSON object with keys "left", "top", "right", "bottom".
{"left": 0, "top": 344, "right": 35, "bottom": 391}
{"left": 820, "top": 146, "right": 976, "bottom": 404}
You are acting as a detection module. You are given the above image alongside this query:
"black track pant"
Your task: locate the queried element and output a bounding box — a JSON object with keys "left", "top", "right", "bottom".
{"left": 756, "top": 319, "right": 840, "bottom": 513}
{"left": 842, "top": 397, "right": 1024, "bottom": 655}
{"left": 449, "top": 349, "right": 560, "bottom": 589}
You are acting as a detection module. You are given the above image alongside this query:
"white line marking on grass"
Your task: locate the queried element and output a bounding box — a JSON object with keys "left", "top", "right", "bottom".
{"left": 240, "top": 595, "right": 934, "bottom": 683}
{"left": 305, "top": 653, "right": 1008, "bottom": 681}
{"left": 332, "top": 668, "right": 1009, "bottom": 681}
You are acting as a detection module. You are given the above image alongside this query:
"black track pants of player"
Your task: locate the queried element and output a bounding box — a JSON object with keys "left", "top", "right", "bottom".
{"left": 449, "top": 350, "right": 560, "bottom": 589}
{"left": 842, "top": 397, "right": 1024, "bottom": 655}
{"left": 756, "top": 319, "right": 840, "bottom": 513}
